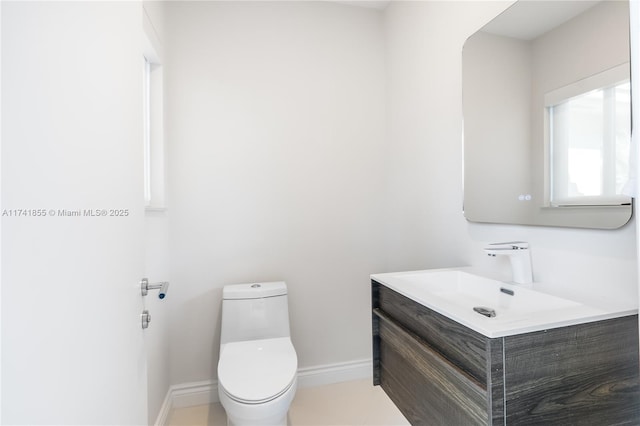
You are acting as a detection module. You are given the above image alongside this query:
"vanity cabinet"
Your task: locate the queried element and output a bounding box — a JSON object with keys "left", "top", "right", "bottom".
{"left": 371, "top": 280, "right": 640, "bottom": 425}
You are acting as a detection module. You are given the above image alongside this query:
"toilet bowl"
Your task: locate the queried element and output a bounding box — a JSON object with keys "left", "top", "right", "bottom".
{"left": 217, "top": 282, "right": 298, "bottom": 426}
{"left": 218, "top": 338, "right": 297, "bottom": 425}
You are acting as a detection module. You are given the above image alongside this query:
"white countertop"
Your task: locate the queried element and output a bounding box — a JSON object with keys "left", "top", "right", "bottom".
{"left": 371, "top": 267, "right": 638, "bottom": 338}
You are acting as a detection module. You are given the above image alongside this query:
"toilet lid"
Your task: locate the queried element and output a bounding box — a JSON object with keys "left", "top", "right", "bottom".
{"left": 218, "top": 337, "right": 297, "bottom": 404}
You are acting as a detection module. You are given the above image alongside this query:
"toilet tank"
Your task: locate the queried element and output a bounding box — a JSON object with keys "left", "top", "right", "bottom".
{"left": 220, "top": 281, "right": 291, "bottom": 345}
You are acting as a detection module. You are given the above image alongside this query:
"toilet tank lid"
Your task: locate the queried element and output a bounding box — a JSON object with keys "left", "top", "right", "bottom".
{"left": 223, "top": 281, "right": 287, "bottom": 300}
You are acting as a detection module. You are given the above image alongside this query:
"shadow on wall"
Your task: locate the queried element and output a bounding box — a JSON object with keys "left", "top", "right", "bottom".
{"left": 171, "top": 286, "right": 225, "bottom": 382}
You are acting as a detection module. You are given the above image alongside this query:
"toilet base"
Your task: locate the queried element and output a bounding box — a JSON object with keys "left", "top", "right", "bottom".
{"left": 219, "top": 378, "right": 297, "bottom": 426}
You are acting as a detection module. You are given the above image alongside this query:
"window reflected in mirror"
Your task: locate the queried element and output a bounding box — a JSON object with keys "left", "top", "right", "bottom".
{"left": 547, "top": 65, "right": 631, "bottom": 206}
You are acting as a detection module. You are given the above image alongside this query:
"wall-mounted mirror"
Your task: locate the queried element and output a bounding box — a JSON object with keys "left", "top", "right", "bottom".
{"left": 463, "top": 0, "right": 632, "bottom": 229}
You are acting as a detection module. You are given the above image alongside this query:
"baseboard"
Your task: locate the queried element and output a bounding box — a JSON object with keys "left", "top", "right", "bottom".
{"left": 154, "top": 358, "right": 373, "bottom": 425}
{"left": 296, "top": 358, "right": 373, "bottom": 388}
{"left": 153, "top": 388, "right": 173, "bottom": 426}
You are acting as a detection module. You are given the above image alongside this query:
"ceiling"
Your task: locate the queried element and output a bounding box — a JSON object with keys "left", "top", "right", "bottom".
{"left": 481, "top": 1, "right": 601, "bottom": 40}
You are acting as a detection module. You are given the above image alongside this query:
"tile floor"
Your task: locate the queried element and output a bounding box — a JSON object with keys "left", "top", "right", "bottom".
{"left": 167, "top": 379, "right": 410, "bottom": 426}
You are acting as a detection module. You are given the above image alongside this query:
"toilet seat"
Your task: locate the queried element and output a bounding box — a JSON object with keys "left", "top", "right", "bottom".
{"left": 218, "top": 337, "right": 297, "bottom": 405}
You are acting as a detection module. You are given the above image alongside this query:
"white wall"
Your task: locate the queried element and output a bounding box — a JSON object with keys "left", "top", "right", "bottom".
{"left": 382, "top": 1, "right": 506, "bottom": 271}
{"left": 162, "top": 0, "right": 638, "bottom": 395}
{"left": 142, "top": 2, "right": 172, "bottom": 422}
{"left": 145, "top": 211, "right": 171, "bottom": 422}
{"left": 164, "top": 1, "right": 386, "bottom": 385}
{"left": 159, "top": 0, "right": 638, "bottom": 401}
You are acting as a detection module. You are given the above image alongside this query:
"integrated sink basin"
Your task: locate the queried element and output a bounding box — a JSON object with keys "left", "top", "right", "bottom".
{"left": 396, "top": 270, "right": 580, "bottom": 314}
{"left": 371, "top": 268, "right": 635, "bottom": 337}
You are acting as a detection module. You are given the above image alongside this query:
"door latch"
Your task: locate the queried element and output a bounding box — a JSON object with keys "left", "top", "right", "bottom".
{"left": 141, "top": 310, "right": 151, "bottom": 329}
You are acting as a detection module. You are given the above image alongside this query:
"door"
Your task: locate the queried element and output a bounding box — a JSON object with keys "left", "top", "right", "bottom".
{"left": 2, "top": 2, "right": 148, "bottom": 424}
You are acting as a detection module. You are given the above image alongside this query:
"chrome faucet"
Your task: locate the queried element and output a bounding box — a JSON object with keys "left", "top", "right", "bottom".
{"left": 484, "top": 241, "right": 533, "bottom": 285}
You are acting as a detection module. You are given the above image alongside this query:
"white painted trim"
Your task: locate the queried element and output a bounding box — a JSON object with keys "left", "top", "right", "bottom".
{"left": 543, "top": 62, "right": 629, "bottom": 107}
{"left": 153, "top": 359, "right": 373, "bottom": 425}
{"left": 173, "top": 380, "right": 219, "bottom": 408}
{"left": 0, "top": 1, "right": 3, "bottom": 421}
{"left": 153, "top": 388, "right": 173, "bottom": 426}
{"left": 297, "top": 358, "right": 372, "bottom": 389}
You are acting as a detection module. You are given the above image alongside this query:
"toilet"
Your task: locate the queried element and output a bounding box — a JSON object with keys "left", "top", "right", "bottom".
{"left": 218, "top": 281, "right": 298, "bottom": 426}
